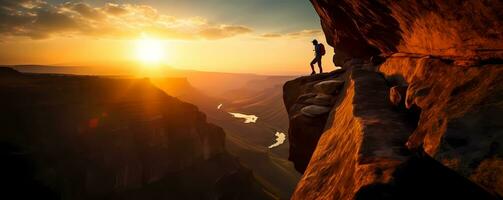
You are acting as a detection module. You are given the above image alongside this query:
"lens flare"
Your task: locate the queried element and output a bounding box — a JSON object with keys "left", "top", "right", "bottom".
{"left": 135, "top": 37, "right": 165, "bottom": 64}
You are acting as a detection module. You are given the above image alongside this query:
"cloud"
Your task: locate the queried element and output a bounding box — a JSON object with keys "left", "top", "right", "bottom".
{"left": 260, "top": 33, "right": 282, "bottom": 38}
{"left": 199, "top": 25, "right": 253, "bottom": 39}
{"left": 62, "top": 2, "right": 106, "bottom": 20}
{"left": 287, "top": 29, "right": 322, "bottom": 37}
{"left": 259, "top": 29, "right": 323, "bottom": 39}
{"left": 0, "top": 1, "right": 253, "bottom": 40}
{"left": 103, "top": 3, "right": 128, "bottom": 16}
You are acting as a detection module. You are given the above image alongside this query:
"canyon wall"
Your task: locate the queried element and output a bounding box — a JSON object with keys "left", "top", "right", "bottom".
{"left": 0, "top": 69, "right": 274, "bottom": 200}
{"left": 286, "top": 0, "right": 503, "bottom": 199}
{"left": 311, "top": 0, "right": 502, "bottom": 65}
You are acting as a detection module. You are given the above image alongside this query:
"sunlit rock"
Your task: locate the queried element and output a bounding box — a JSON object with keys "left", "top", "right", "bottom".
{"left": 380, "top": 56, "right": 503, "bottom": 196}
{"left": 290, "top": 67, "right": 498, "bottom": 200}
{"left": 289, "top": 0, "right": 503, "bottom": 198}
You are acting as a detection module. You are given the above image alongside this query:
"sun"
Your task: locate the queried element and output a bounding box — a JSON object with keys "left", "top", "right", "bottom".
{"left": 135, "top": 37, "right": 165, "bottom": 64}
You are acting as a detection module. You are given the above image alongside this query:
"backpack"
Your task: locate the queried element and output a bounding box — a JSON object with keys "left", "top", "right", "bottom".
{"left": 319, "top": 43, "right": 326, "bottom": 55}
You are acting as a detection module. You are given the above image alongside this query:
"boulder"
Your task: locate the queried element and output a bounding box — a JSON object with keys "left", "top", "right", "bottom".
{"left": 304, "top": 94, "right": 334, "bottom": 106}
{"left": 296, "top": 93, "right": 318, "bottom": 104}
{"left": 300, "top": 105, "right": 332, "bottom": 117}
{"left": 313, "top": 79, "right": 344, "bottom": 95}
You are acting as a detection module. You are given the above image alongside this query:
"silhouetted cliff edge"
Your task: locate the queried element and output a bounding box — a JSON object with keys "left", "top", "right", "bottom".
{"left": 284, "top": 1, "right": 503, "bottom": 199}
{"left": 0, "top": 70, "right": 275, "bottom": 200}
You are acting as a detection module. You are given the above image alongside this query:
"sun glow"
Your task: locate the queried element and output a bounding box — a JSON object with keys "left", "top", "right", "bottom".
{"left": 135, "top": 37, "right": 165, "bottom": 64}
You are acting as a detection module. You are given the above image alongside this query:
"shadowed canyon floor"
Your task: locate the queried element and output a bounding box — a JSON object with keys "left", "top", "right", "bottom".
{"left": 152, "top": 73, "right": 301, "bottom": 199}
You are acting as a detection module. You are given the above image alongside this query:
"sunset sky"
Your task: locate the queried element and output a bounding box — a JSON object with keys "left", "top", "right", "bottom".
{"left": 0, "top": 0, "right": 333, "bottom": 75}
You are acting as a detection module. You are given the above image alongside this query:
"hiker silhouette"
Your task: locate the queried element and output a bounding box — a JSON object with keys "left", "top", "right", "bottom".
{"left": 310, "top": 39, "right": 325, "bottom": 75}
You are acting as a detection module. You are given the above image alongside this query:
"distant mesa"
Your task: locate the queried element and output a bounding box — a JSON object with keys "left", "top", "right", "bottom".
{"left": 0, "top": 67, "right": 21, "bottom": 76}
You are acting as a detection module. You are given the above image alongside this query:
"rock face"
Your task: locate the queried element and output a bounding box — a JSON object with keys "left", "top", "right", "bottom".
{"left": 0, "top": 71, "right": 274, "bottom": 200}
{"left": 380, "top": 55, "right": 503, "bottom": 196}
{"left": 286, "top": 0, "right": 503, "bottom": 199}
{"left": 283, "top": 70, "right": 346, "bottom": 173}
{"left": 389, "top": 85, "right": 407, "bottom": 107}
{"left": 290, "top": 65, "right": 498, "bottom": 200}
{"left": 310, "top": 0, "right": 503, "bottom": 65}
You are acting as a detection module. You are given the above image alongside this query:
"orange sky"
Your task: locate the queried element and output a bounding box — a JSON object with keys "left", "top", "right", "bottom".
{"left": 0, "top": 1, "right": 335, "bottom": 75}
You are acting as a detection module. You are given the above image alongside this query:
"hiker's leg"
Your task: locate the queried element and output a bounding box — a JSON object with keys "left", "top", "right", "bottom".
{"left": 310, "top": 58, "right": 317, "bottom": 74}
{"left": 317, "top": 56, "right": 323, "bottom": 73}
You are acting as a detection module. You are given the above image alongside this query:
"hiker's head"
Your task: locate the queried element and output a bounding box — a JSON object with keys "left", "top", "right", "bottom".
{"left": 312, "top": 39, "right": 318, "bottom": 45}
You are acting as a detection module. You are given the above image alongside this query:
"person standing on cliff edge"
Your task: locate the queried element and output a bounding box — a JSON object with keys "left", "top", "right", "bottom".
{"left": 310, "top": 39, "right": 325, "bottom": 75}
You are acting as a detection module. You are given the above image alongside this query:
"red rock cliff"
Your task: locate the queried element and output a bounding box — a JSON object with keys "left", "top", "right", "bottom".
{"left": 312, "top": 0, "right": 502, "bottom": 64}
{"left": 285, "top": 0, "right": 503, "bottom": 199}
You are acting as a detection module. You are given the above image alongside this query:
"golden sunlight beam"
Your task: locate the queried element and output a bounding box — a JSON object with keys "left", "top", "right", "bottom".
{"left": 135, "top": 37, "right": 166, "bottom": 64}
